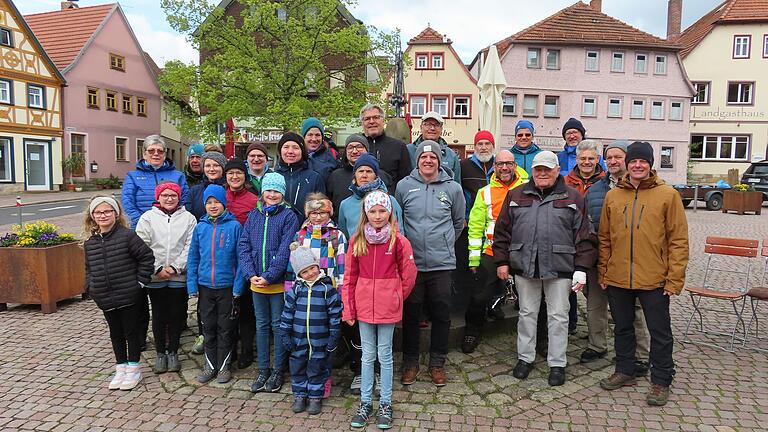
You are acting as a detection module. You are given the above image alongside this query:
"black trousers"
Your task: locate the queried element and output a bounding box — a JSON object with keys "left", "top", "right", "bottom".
{"left": 199, "top": 286, "right": 236, "bottom": 372}
{"left": 403, "top": 270, "right": 452, "bottom": 368}
{"left": 234, "top": 290, "right": 256, "bottom": 360}
{"left": 465, "top": 254, "right": 503, "bottom": 336}
{"left": 103, "top": 303, "right": 142, "bottom": 364}
{"left": 607, "top": 286, "right": 675, "bottom": 386}
{"left": 148, "top": 288, "right": 187, "bottom": 354}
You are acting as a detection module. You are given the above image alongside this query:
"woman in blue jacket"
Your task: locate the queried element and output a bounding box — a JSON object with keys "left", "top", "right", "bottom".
{"left": 274, "top": 132, "right": 325, "bottom": 222}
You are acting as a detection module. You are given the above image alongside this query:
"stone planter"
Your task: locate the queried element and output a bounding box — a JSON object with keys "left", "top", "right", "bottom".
{"left": 0, "top": 242, "right": 85, "bottom": 313}
{"left": 722, "top": 190, "right": 763, "bottom": 215}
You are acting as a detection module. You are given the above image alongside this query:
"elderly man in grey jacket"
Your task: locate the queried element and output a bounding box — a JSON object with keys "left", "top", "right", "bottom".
{"left": 395, "top": 141, "right": 465, "bottom": 387}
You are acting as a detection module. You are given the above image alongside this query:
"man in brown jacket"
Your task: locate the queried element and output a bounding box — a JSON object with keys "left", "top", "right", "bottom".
{"left": 597, "top": 141, "right": 689, "bottom": 406}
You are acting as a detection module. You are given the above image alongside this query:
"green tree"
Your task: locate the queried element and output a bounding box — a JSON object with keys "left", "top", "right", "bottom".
{"left": 160, "top": 0, "right": 397, "bottom": 139}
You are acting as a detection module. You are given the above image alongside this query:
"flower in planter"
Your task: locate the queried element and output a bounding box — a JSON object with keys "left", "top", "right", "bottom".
{"left": 0, "top": 221, "right": 75, "bottom": 248}
{"left": 732, "top": 183, "right": 752, "bottom": 192}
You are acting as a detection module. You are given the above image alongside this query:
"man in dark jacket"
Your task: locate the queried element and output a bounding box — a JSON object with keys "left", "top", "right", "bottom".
{"left": 302, "top": 117, "right": 338, "bottom": 182}
{"left": 185, "top": 144, "right": 205, "bottom": 186}
{"left": 492, "top": 151, "right": 597, "bottom": 387}
{"left": 461, "top": 130, "right": 496, "bottom": 215}
{"left": 360, "top": 104, "right": 412, "bottom": 184}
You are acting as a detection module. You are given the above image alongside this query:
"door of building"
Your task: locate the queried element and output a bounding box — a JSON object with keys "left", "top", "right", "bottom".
{"left": 25, "top": 140, "right": 50, "bottom": 191}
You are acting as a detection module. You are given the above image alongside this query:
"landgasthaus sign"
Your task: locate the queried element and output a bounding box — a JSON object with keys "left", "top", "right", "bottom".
{"left": 692, "top": 106, "right": 767, "bottom": 120}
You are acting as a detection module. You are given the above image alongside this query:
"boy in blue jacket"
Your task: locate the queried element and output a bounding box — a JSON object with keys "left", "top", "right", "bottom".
{"left": 187, "top": 184, "right": 243, "bottom": 385}
{"left": 281, "top": 244, "right": 342, "bottom": 416}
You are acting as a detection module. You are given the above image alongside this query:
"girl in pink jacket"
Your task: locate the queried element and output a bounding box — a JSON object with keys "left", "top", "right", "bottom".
{"left": 343, "top": 190, "right": 417, "bottom": 430}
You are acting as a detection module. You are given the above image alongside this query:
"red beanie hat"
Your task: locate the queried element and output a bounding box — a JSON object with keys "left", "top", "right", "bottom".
{"left": 155, "top": 182, "right": 182, "bottom": 201}
{"left": 474, "top": 130, "right": 495, "bottom": 145}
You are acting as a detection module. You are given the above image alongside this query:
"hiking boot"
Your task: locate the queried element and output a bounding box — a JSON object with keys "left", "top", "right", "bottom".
{"left": 635, "top": 360, "right": 650, "bottom": 377}
{"left": 377, "top": 402, "right": 393, "bottom": 429}
{"left": 291, "top": 396, "right": 307, "bottom": 413}
{"left": 646, "top": 384, "right": 670, "bottom": 406}
{"left": 599, "top": 372, "right": 637, "bottom": 390}
{"left": 461, "top": 335, "right": 479, "bottom": 354}
{"left": 429, "top": 367, "right": 447, "bottom": 386}
{"left": 216, "top": 368, "right": 231, "bottom": 384}
{"left": 196, "top": 364, "right": 217, "bottom": 384}
{"left": 400, "top": 366, "right": 418, "bottom": 385}
{"left": 579, "top": 348, "right": 607, "bottom": 364}
{"left": 153, "top": 352, "right": 168, "bottom": 374}
{"left": 548, "top": 367, "right": 566, "bottom": 386}
{"left": 120, "top": 364, "right": 142, "bottom": 390}
{"left": 512, "top": 360, "right": 534, "bottom": 380}
{"left": 350, "top": 402, "right": 374, "bottom": 428}
{"left": 108, "top": 364, "right": 126, "bottom": 390}
{"left": 191, "top": 335, "right": 204, "bottom": 355}
{"left": 350, "top": 374, "right": 362, "bottom": 395}
{"left": 306, "top": 397, "right": 322, "bottom": 415}
{"left": 166, "top": 352, "right": 181, "bottom": 372}
{"left": 265, "top": 369, "right": 283, "bottom": 392}
{"left": 250, "top": 370, "right": 270, "bottom": 393}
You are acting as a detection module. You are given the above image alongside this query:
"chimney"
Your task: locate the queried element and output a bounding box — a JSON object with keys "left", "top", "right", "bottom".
{"left": 589, "top": 0, "right": 602, "bottom": 12}
{"left": 667, "top": 0, "right": 682, "bottom": 40}
{"left": 61, "top": 1, "right": 79, "bottom": 10}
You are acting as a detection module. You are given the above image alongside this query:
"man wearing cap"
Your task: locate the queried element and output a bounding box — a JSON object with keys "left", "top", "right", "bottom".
{"left": 185, "top": 144, "right": 206, "bottom": 186}
{"left": 407, "top": 111, "right": 461, "bottom": 183}
{"left": 302, "top": 117, "right": 339, "bottom": 182}
{"left": 557, "top": 117, "right": 606, "bottom": 176}
{"left": 360, "top": 103, "right": 412, "bottom": 184}
{"left": 245, "top": 142, "right": 272, "bottom": 195}
{"left": 492, "top": 151, "right": 596, "bottom": 387}
{"left": 460, "top": 130, "right": 497, "bottom": 213}
{"left": 463, "top": 150, "right": 528, "bottom": 353}
{"left": 510, "top": 120, "right": 542, "bottom": 177}
{"left": 597, "top": 141, "right": 688, "bottom": 407}
{"left": 395, "top": 141, "right": 465, "bottom": 387}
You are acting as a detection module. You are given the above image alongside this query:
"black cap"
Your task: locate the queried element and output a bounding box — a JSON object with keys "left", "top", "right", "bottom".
{"left": 626, "top": 141, "right": 654, "bottom": 167}
{"left": 223, "top": 157, "right": 247, "bottom": 173}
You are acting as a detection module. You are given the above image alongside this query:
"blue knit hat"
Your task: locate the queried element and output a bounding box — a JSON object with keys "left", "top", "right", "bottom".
{"left": 203, "top": 184, "right": 227, "bottom": 207}
{"left": 353, "top": 153, "right": 379, "bottom": 176}
{"left": 261, "top": 172, "right": 286, "bottom": 195}
{"left": 187, "top": 144, "right": 205, "bottom": 157}
{"left": 515, "top": 120, "right": 535, "bottom": 135}
{"left": 301, "top": 117, "right": 325, "bottom": 137}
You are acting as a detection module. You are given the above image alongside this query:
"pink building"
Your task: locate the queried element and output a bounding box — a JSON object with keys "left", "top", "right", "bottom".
{"left": 26, "top": 2, "right": 161, "bottom": 181}
{"left": 470, "top": 0, "right": 694, "bottom": 184}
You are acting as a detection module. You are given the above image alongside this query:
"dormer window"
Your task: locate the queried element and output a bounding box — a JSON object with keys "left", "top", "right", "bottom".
{"left": 431, "top": 54, "right": 443, "bottom": 69}
{"left": 416, "top": 54, "right": 428, "bottom": 70}
{"left": 110, "top": 53, "right": 125, "bottom": 72}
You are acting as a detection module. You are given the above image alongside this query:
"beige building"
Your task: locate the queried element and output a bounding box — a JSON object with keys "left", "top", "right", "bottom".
{"left": 679, "top": 0, "right": 768, "bottom": 182}
{"left": 383, "top": 27, "right": 480, "bottom": 157}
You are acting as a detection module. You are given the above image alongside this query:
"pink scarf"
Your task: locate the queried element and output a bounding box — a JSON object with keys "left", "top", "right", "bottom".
{"left": 363, "top": 223, "right": 391, "bottom": 245}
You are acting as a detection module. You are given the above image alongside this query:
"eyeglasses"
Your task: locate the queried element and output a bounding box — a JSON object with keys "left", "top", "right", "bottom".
{"left": 422, "top": 123, "right": 442, "bottom": 130}
{"left": 362, "top": 115, "right": 383, "bottom": 122}
{"left": 309, "top": 211, "right": 329, "bottom": 217}
{"left": 146, "top": 148, "right": 165, "bottom": 155}
{"left": 495, "top": 161, "right": 516, "bottom": 167}
{"left": 516, "top": 133, "right": 532, "bottom": 138}
{"left": 92, "top": 210, "right": 114, "bottom": 217}
{"left": 346, "top": 144, "right": 366, "bottom": 153}
{"left": 158, "top": 193, "right": 179, "bottom": 199}
{"left": 249, "top": 154, "right": 266, "bottom": 160}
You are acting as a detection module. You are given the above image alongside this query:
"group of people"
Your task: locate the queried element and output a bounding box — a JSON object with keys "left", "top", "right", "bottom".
{"left": 81, "top": 103, "right": 689, "bottom": 431}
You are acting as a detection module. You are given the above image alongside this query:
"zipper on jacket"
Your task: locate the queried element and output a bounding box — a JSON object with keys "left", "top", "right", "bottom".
{"left": 306, "top": 283, "right": 313, "bottom": 357}
{"left": 210, "top": 221, "right": 217, "bottom": 287}
{"left": 628, "top": 188, "right": 639, "bottom": 289}
{"left": 372, "top": 242, "right": 377, "bottom": 319}
{"left": 261, "top": 214, "right": 269, "bottom": 273}
{"left": 166, "top": 214, "right": 171, "bottom": 268}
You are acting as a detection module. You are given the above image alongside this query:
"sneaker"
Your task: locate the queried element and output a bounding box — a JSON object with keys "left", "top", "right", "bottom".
{"left": 512, "top": 360, "right": 534, "bottom": 380}
{"left": 197, "top": 364, "right": 217, "bottom": 384}
{"left": 350, "top": 374, "right": 362, "bottom": 395}
{"left": 265, "top": 369, "right": 283, "bottom": 392}
{"left": 579, "top": 348, "right": 607, "bottom": 364}
{"left": 376, "top": 402, "right": 394, "bottom": 429}
{"left": 216, "top": 368, "right": 231, "bottom": 384}
{"left": 191, "top": 335, "right": 204, "bottom": 355}
{"left": 291, "top": 396, "right": 307, "bottom": 413}
{"left": 461, "top": 335, "right": 479, "bottom": 354}
{"left": 350, "top": 402, "right": 374, "bottom": 428}
{"left": 646, "top": 384, "right": 670, "bottom": 406}
{"left": 166, "top": 352, "right": 181, "bottom": 372}
{"left": 635, "top": 360, "right": 650, "bottom": 377}
{"left": 548, "top": 367, "right": 566, "bottom": 386}
{"left": 307, "top": 398, "right": 322, "bottom": 415}
{"left": 599, "top": 372, "right": 637, "bottom": 391}
{"left": 153, "top": 352, "right": 168, "bottom": 374}
{"left": 120, "top": 364, "right": 142, "bottom": 390}
{"left": 429, "top": 367, "right": 447, "bottom": 387}
{"left": 108, "top": 364, "right": 127, "bottom": 390}
{"left": 323, "top": 377, "right": 332, "bottom": 399}
{"left": 250, "top": 370, "right": 270, "bottom": 393}
{"left": 400, "top": 366, "right": 418, "bottom": 385}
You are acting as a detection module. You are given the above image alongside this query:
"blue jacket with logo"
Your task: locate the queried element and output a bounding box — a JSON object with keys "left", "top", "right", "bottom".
{"left": 122, "top": 159, "right": 189, "bottom": 228}
{"left": 187, "top": 210, "right": 244, "bottom": 296}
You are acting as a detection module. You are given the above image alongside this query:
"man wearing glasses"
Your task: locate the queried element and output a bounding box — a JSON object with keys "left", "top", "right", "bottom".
{"left": 359, "top": 104, "right": 412, "bottom": 185}
{"left": 407, "top": 111, "right": 461, "bottom": 183}
{"left": 557, "top": 117, "right": 606, "bottom": 176}
{"left": 510, "top": 120, "right": 542, "bottom": 177}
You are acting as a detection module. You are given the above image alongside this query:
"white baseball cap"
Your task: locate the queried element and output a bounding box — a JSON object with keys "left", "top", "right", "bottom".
{"left": 422, "top": 111, "right": 444, "bottom": 124}
{"left": 531, "top": 151, "right": 559, "bottom": 169}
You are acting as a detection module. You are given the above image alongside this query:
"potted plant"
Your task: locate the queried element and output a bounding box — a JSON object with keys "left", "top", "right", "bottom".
{"left": 0, "top": 221, "right": 84, "bottom": 313}
{"left": 722, "top": 184, "right": 763, "bottom": 215}
{"left": 62, "top": 153, "right": 86, "bottom": 191}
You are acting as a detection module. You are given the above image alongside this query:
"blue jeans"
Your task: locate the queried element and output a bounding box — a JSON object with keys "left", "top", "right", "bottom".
{"left": 252, "top": 292, "right": 286, "bottom": 372}
{"left": 359, "top": 322, "right": 395, "bottom": 404}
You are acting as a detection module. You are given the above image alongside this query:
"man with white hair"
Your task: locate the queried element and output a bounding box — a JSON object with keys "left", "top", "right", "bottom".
{"left": 360, "top": 103, "right": 412, "bottom": 184}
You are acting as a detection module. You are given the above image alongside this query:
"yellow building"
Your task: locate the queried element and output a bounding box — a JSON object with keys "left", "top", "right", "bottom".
{"left": 0, "top": 0, "right": 65, "bottom": 192}
{"left": 383, "top": 27, "right": 480, "bottom": 157}
{"left": 679, "top": 0, "right": 768, "bottom": 182}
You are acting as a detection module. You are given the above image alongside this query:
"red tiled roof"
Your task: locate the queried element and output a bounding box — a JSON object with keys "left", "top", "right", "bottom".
{"left": 24, "top": 4, "right": 115, "bottom": 71}
{"left": 678, "top": 0, "right": 768, "bottom": 58}
{"left": 408, "top": 27, "right": 448, "bottom": 45}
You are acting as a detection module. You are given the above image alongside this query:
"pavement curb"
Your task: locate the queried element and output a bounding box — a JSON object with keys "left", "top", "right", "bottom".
{"left": 0, "top": 192, "right": 122, "bottom": 209}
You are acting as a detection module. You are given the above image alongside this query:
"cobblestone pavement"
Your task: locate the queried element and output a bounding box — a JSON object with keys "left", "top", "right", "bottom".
{"left": 1, "top": 208, "right": 767, "bottom": 431}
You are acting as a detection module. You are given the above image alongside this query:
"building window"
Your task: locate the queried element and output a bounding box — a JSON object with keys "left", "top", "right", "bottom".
{"left": 0, "top": 28, "right": 12, "bottom": 47}
{"left": 110, "top": 53, "right": 125, "bottom": 72}
{"left": 416, "top": 54, "right": 428, "bottom": 70}
{"left": 727, "top": 82, "right": 754, "bottom": 104}
{"left": 27, "top": 85, "right": 45, "bottom": 109}
{"left": 329, "top": 70, "right": 345, "bottom": 88}
{"left": 431, "top": 54, "right": 443, "bottom": 69}
{"left": 608, "top": 98, "right": 622, "bottom": 118}
{"left": 503, "top": 94, "right": 516, "bottom": 115}
{"left": 654, "top": 55, "right": 667, "bottom": 74}
{"left": 0, "top": 137, "right": 11, "bottom": 181}
{"left": 733, "top": 35, "right": 751, "bottom": 58}
{"left": 70, "top": 133, "right": 85, "bottom": 154}
{"left": 764, "top": 34, "right": 768, "bottom": 58}
{"left": 669, "top": 101, "right": 683, "bottom": 120}
{"left": 136, "top": 139, "right": 145, "bottom": 162}
{"left": 631, "top": 99, "right": 645, "bottom": 118}
{"left": 87, "top": 87, "right": 99, "bottom": 109}
{"left": 115, "top": 137, "right": 127, "bottom": 161}
{"left": 122, "top": 94, "right": 133, "bottom": 114}
{"left": 453, "top": 96, "right": 470, "bottom": 118}
{"left": 692, "top": 82, "right": 710, "bottom": 104}
{"left": 651, "top": 101, "right": 664, "bottom": 119}
{"left": 585, "top": 50, "right": 599, "bottom": 71}
{"left": 431, "top": 96, "right": 449, "bottom": 117}
{"left": 106, "top": 91, "right": 117, "bottom": 111}
{"left": 409, "top": 95, "right": 426, "bottom": 116}
{"left": 137, "top": 98, "right": 147, "bottom": 117}
{"left": 690, "top": 135, "right": 749, "bottom": 161}
{"left": 543, "top": 96, "right": 559, "bottom": 117}
{"left": 546, "top": 49, "right": 560, "bottom": 69}
{"left": 0, "top": 79, "right": 11, "bottom": 104}
{"left": 523, "top": 95, "right": 538, "bottom": 116}
{"left": 611, "top": 52, "right": 624, "bottom": 72}
{"left": 527, "top": 48, "right": 541, "bottom": 68}
{"left": 660, "top": 146, "right": 674, "bottom": 169}
{"left": 635, "top": 53, "right": 647, "bottom": 73}
{"left": 582, "top": 97, "right": 596, "bottom": 117}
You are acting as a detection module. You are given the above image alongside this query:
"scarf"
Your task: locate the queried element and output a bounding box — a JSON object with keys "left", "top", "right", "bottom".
{"left": 364, "top": 223, "right": 391, "bottom": 245}
{"left": 349, "top": 177, "right": 386, "bottom": 199}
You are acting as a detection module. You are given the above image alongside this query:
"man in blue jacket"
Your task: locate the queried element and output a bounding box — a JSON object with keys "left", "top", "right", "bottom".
{"left": 557, "top": 118, "right": 606, "bottom": 176}
{"left": 510, "top": 120, "right": 542, "bottom": 177}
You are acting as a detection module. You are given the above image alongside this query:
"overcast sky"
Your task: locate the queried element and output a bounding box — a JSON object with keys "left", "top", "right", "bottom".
{"left": 17, "top": 0, "right": 723, "bottom": 66}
